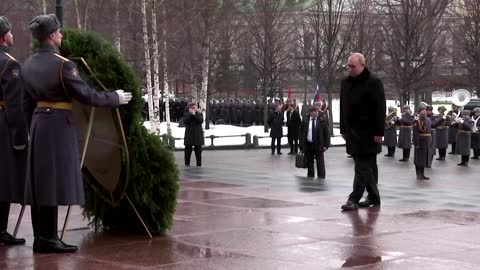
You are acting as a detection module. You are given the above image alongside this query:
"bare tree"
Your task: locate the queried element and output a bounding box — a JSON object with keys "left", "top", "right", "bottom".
{"left": 450, "top": 0, "right": 480, "bottom": 96}
{"left": 378, "top": 0, "right": 451, "bottom": 105}
{"left": 305, "top": 0, "right": 355, "bottom": 133}
{"left": 246, "top": 0, "right": 295, "bottom": 132}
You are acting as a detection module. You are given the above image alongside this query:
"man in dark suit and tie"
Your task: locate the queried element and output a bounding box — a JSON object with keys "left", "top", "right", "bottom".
{"left": 300, "top": 106, "right": 330, "bottom": 178}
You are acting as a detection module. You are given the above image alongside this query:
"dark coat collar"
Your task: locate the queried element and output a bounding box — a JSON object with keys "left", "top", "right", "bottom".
{"left": 347, "top": 67, "right": 370, "bottom": 82}
{"left": 37, "top": 44, "right": 60, "bottom": 53}
{"left": 0, "top": 45, "right": 9, "bottom": 53}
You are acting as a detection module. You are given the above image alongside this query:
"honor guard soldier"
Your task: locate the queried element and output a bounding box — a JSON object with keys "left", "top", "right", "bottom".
{"left": 0, "top": 16, "right": 28, "bottom": 245}
{"left": 447, "top": 104, "right": 460, "bottom": 154}
{"left": 396, "top": 105, "right": 414, "bottom": 162}
{"left": 426, "top": 105, "right": 443, "bottom": 166}
{"left": 413, "top": 105, "right": 432, "bottom": 180}
{"left": 454, "top": 110, "right": 474, "bottom": 166}
{"left": 471, "top": 108, "right": 480, "bottom": 160}
{"left": 22, "top": 14, "right": 132, "bottom": 253}
{"left": 435, "top": 106, "right": 449, "bottom": 160}
{"left": 383, "top": 106, "right": 398, "bottom": 157}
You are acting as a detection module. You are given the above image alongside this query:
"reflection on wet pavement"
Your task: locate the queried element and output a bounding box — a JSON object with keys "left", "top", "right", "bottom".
{"left": 3, "top": 147, "right": 480, "bottom": 269}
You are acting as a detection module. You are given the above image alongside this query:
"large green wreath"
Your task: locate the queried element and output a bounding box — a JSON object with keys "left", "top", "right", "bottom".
{"left": 59, "top": 28, "right": 178, "bottom": 234}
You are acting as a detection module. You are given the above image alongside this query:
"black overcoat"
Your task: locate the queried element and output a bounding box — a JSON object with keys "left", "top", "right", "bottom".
{"left": 184, "top": 111, "right": 204, "bottom": 146}
{"left": 340, "top": 68, "right": 386, "bottom": 155}
{"left": 268, "top": 111, "right": 284, "bottom": 138}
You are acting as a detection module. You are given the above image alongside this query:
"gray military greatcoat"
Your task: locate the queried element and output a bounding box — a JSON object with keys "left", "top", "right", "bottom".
{"left": 22, "top": 45, "right": 120, "bottom": 206}
{"left": 396, "top": 113, "right": 414, "bottom": 149}
{"left": 413, "top": 116, "right": 432, "bottom": 167}
{"left": 455, "top": 119, "right": 474, "bottom": 156}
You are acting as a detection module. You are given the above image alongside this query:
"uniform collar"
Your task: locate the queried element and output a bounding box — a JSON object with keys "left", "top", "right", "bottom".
{"left": 37, "top": 44, "right": 60, "bottom": 53}
{"left": 0, "top": 45, "right": 9, "bottom": 53}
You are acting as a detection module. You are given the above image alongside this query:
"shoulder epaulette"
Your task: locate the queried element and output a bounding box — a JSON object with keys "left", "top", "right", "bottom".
{"left": 53, "top": 53, "right": 70, "bottom": 62}
{"left": 3, "top": 52, "right": 17, "bottom": 62}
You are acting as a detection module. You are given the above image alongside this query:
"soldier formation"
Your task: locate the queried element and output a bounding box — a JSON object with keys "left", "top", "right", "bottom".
{"left": 383, "top": 103, "right": 480, "bottom": 180}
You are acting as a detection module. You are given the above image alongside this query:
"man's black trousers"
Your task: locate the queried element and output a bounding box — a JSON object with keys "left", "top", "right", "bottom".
{"left": 185, "top": 145, "right": 202, "bottom": 166}
{"left": 305, "top": 142, "right": 325, "bottom": 178}
{"left": 348, "top": 154, "right": 380, "bottom": 203}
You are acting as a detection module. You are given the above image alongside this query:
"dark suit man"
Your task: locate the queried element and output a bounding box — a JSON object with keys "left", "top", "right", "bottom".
{"left": 22, "top": 14, "right": 132, "bottom": 253}
{"left": 340, "top": 53, "right": 386, "bottom": 211}
{"left": 300, "top": 106, "right": 330, "bottom": 178}
{"left": 0, "top": 16, "right": 28, "bottom": 245}
{"left": 286, "top": 104, "right": 301, "bottom": 154}
{"left": 184, "top": 102, "right": 204, "bottom": 166}
{"left": 267, "top": 104, "right": 284, "bottom": 155}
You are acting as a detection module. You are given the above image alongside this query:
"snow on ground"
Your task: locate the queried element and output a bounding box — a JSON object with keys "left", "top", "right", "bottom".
{"left": 144, "top": 121, "right": 345, "bottom": 149}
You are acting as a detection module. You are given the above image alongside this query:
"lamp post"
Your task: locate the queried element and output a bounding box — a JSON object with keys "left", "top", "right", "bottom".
{"left": 56, "top": 0, "right": 63, "bottom": 26}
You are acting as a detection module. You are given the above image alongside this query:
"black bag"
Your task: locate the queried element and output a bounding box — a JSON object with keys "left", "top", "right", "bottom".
{"left": 295, "top": 152, "right": 307, "bottom": 168}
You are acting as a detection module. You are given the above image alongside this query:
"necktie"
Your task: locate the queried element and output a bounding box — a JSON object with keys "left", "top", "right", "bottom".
{"left": 311, "top": 118, "right": 316, "bottom": 143}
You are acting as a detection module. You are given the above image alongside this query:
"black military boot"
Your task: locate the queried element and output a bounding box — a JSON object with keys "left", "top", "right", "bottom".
{"left": 436, "top": 149, "right": 446, "bottom": 160}
{"left": 33, "top": 206, "right": 78, "bottom": 253}
{"left": 0, "top": 231, "right": 25, "bottom": 245}
{"left": 420, "top": 167, "right": 429, "bottom": 180}
{"left": 384, "top": 147, "right": 395, "bottom": 157}
{"left": 341, "top": 200, "right": 359, "bottom": 211}
{"left": 399, "top": 149, "right": 409, "bottom": 162}
{"left": 416, "top": 166, "right": 428, "bottom": 180}
{"left": 457, "top": 155, "right": 469, "bottom": 166}
{"left": 472, "top": 149, "right": 479, "bottom": 160}
{"left": 449, "top": 143, "right": 456, "bottom": 154}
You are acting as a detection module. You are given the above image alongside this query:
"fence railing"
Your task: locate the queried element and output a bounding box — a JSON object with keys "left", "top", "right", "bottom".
{"left": 161, "top": 133, "right": 291, "bottom": 149}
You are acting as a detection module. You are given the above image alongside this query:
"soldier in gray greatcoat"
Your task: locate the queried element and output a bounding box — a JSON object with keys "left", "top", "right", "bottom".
{"left": 471, "top": 108, "right": 480, "bottom": 160}
{"left": 383, "top": 106, "right": 398, "bottom": 157}
{"left": 426, "top": 105, "right": 444, "bottom": 166}
{"left": 435, "top": 106, "right": 449, "bottom": 161}
{"left": 447, "top": 104, "right": 460, "bottom": 154}
{"left": 396, "top": 105, "right": 414, "bottom": 162}
{"left": 454, "top": 110, "right": 474, "bottom": 166}
{"left": 0, "top": 16, "right": 28, "bottom": 245}
{"left": 413, "top": 106, "right": 432, "bottom": 180}
{"left": 22, "top": 14, "right": 132, "bottom": 253}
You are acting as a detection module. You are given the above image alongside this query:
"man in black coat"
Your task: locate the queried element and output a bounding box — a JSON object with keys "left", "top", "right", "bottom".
{"left": 340, "top": 53, "right": 386, "bottom": 211}
{"left": 300, "top": 106, "right": 330, "bottom": 178}
{"left": 22, "top": 14, "right": 132, "bottom": 253}
{"left": 267, "top": 103, "right": 284, "bottom": 155}
{"left": 184, "top": 102, "right": 204, "bottom": 166}
{"left": 0, "top": 16, "right": 28, "bottom": 245}
{"left": 286, "top": 103, "right": 302, "bottom": 154}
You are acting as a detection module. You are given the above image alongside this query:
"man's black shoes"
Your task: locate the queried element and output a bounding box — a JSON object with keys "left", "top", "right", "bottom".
{"left": 33, "top": 236, "right": 78, "bottom": 253}
{"left": 358, "top": 200, "right": 381, "bottom": 208}
{"left": 341, "top": 201, "right": 359, "bottom": 211}
{"left": 0, "top": 231, "right": 25, "bottom": 245}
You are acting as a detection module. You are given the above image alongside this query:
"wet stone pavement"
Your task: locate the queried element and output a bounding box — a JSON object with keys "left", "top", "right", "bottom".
{"left": 3, "top": 146, "right": 480, "bottom": 269}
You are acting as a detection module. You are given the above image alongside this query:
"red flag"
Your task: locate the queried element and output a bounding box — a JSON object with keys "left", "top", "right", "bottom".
{"left": 287, "top": 87, "right": 292, "bottom": 99}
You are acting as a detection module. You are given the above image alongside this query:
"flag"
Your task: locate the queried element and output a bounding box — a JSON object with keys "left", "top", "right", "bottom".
{"left": 314, "top": 84, "right": 321, "bottom": 102}
{"left": 287, "top": 87, "right": 292, "bottom": 99}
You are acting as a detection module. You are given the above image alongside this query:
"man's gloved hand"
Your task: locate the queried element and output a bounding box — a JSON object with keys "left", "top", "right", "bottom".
{"left": 12, "top": 144, "right": 26, "bottom": 151}
{"left": 116, "top": 89, "right": 133, "bottom": 105}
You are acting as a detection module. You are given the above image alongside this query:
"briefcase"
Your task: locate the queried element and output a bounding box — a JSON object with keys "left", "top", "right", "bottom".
{"left": 295, "top": 152, "right": 307, "bottom": 168}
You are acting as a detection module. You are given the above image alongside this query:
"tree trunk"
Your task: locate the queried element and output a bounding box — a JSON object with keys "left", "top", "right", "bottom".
{"left": 200, "top": 34, "right": 210, "bottom": 130}
{"left": 42, "top": 0, "right": 47, "bottom": 15}
{"left": 150, "top": 0, "right": 161, "bottom": 134}
{"left": 141, "top": 0, "right": 154, "bottom": 132}
{"left": 162, "top": 2, "right": 172, "bottom": 135}
{"left": 74, "top": 0, "right": 81, "bottom": 29}
{"left": 113, "top": 0, "right": 121, "bottom": 53}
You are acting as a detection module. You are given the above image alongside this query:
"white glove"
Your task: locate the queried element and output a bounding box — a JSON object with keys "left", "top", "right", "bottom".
{"left": 116, "top": 89, "right": 133, "bottom": 105}
{"left": 12, "top": 144, "right": 26, "bottom": 151}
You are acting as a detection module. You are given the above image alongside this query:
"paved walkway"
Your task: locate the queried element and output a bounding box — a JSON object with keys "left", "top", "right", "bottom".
{"left": 2, "top": 146, "right": 480, "bottom": 269}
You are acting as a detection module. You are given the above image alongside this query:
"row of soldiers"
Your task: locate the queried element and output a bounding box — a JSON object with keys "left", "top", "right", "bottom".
{"left": 143, "top": 97, "right": 313, "bottom": 126}
{"left": 383, "top": 104, "right": 480, "bottom": 178}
